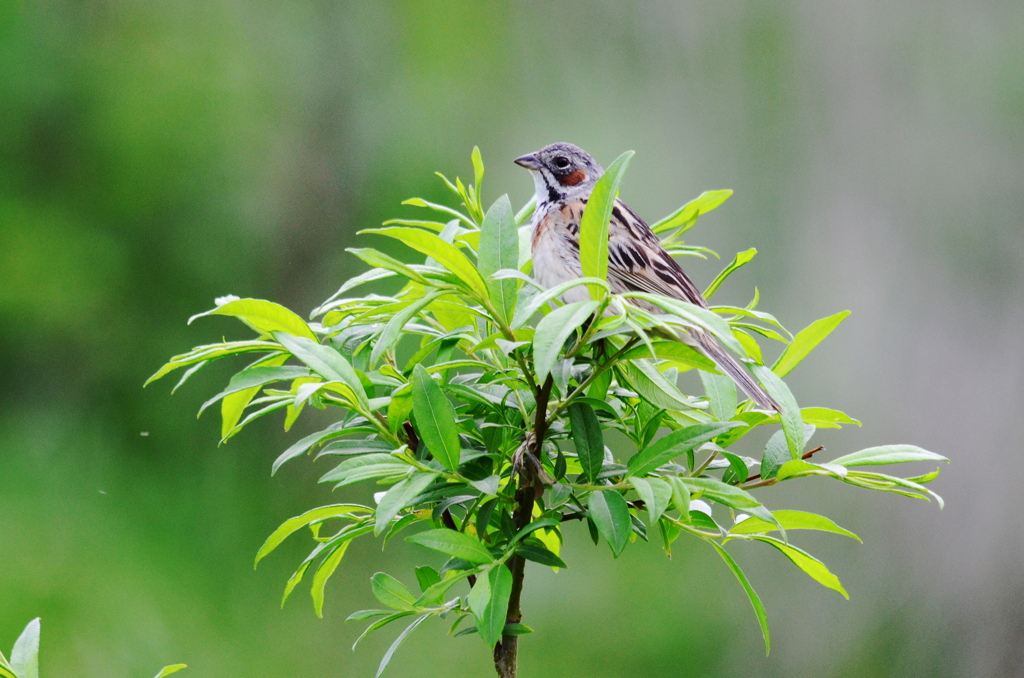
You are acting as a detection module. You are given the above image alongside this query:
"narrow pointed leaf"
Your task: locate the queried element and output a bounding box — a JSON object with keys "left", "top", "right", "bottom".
{"left": 750, "top": 364, "right": 803, "bottom": 459}
{"left": 371, "top": 572, "right": 418, "bottom": 611}
{"left": 478, "top": 195, "right": 520, "bottom": 323}
{"left": 829, "top": 445, "right": 948, "bottom": 468}
{"left": 375, "top": 473, "right": 438, "bottom": 535}
{"left": 772, "top": 311, "right": 850, "bottom": 377}
{"left": 153, "top": 666, "right": 188, "bottom": 678}
{"left": 411, "top": 364, "right": 461, "bottom": 470}
{"left": 376, "top": 613, "right": 432, "bottom": 678}
{"left": 730, "top": 510, "right": 860, "bottom": 542}
{"left": 406, "top": 529, "right": 494, "bottom": 564}
{"left": 189, "top": 297, "right": 317, "bottom": 340}
{"left": 273, "top": 333, "right": 367, "bottom": 408}
{"left": 256, "top": 503, "right": 370, "bottom": 566}
{"left": 10, "top": 618, "right": 40, "bottom": 678}
{"left": 709, "top": 541, "right": 770, "bottom": 655}
{"left": 630, "top": 477, "right": 672, "bottom": 524}
{"left": 311, "top": 540, "right": 351, "bottom": 617}
{"left": 754, "top": 536, "right": 849, "bottom": 598}
{"left": 361, "top": 227, "right": 488, "bottom": 299}
{"left": 532, "top": 300, "right": 599, "bottom": 382}
{"left": 651, "top": 190, "right": 733, "bottom": 234}
{"left": 469, "top": 565, "right": 513, "bottom": 648}
{"left": 568, "top": 402, "right": 604, "bottom": 483}
{"left": 627, "top": 422, "right": 740, "bottom": 477}
{"left": 588, "top": 490, "right": 631, "bottom": 557}
{"left": 579, "top": 150, "right": 634, "bottom": 299}
{"left": 704, "top": 248, "right": 756, "bottom": 299}
{"left": 700, "top": 370, "right": 738, "bottom": 421}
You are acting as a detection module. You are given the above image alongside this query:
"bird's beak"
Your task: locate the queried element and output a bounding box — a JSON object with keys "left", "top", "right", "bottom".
{"left": 513, "top": 153, "right": 540, "bottom": 170}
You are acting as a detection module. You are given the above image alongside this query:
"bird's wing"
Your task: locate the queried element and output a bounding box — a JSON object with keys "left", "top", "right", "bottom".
{"left": 604, "top": 198, "right": 709, "bottom": 308}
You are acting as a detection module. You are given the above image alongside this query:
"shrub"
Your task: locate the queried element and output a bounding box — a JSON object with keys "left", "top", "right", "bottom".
{"left": 149, "top": 148, "right": 946, "bottom": 677}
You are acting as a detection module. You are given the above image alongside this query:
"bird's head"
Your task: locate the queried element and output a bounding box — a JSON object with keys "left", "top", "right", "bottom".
{"left": 514, "top": 142, "right": 604, "bottom": 204}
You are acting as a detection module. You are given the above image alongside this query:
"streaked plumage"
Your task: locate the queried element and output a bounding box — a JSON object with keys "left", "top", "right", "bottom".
{"left": 515, "top": 142, "right": 781, "bottom": 412}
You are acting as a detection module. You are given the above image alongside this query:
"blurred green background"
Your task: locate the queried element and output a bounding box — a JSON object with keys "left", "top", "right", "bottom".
{"left": 2, "top": 2, "right": 1022, "bottom": 676}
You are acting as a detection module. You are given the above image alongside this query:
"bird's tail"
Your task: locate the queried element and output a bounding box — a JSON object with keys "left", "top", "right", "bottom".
{"left": 692, "top": 332, "right": 782, "bottom": 412}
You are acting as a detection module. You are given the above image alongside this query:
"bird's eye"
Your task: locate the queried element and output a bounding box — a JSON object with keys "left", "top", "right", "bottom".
{"left": 553, "top": 156, "right": 570, "bottom": 169}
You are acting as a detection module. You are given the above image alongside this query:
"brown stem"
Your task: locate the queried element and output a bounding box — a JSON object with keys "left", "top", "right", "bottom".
{"left": 493, "top": 376, "right": 554, "bottom": 678}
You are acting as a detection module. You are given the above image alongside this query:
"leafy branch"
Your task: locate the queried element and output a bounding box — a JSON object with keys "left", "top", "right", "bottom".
{"left": 149, "top": 147, "right": 947, "bottom": 678}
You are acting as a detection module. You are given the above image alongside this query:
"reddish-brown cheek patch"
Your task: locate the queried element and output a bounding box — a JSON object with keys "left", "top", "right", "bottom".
{"left": 560, "top": 170, "right": 586, "bottom": 187}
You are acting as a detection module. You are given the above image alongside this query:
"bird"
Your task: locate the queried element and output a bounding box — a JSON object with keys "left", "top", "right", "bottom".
{"left": 514, "top": 142, "right": 781, "bottom": 412}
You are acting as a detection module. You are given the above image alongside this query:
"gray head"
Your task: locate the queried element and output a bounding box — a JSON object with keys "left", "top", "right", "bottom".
{"left": 514, "top": 142, "right": 604, "bottom": 204}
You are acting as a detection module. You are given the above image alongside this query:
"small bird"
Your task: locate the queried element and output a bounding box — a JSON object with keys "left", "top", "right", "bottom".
{"left": 514, "top": 142, "right": 781, "bottom": 412}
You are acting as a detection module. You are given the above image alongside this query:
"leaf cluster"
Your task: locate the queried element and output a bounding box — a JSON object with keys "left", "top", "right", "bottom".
{"left": 149, "top": 148, "right": 947, "bottom": 672}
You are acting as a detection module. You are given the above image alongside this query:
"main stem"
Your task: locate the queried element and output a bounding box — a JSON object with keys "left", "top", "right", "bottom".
{"left": 493, "top": 376, "right": 553, "bottom": 678}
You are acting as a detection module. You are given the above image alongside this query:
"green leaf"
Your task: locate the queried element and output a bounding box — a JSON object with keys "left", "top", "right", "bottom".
{"left": 468, "top": 565, "right": 514, "bottom": 648}
{"left": 532, "top": 300, "right": 599, "bottom": 382}
{"left": 622, "top": 294, "right": 743, "bottom": 354}
{"left": 568, "top": 402, "right": 605, "bottom": 483}
{"left": 750, "top": 365, "right": 803, "bottom": 459}
{"left": 406, "top": 529, "right": 494, "bottom": 564}
{"left": 415, "top": 566, "right": 442, "bottom": 597}
{"left": 700, "top": 370, "right": 738, "bottom": 421}
{"left": 800, "top": 407, "right": 861, "bottom": 428}
{"left": 511, "top": 276, "right": 608, "bottom": 329}
{"left": 371, "top": 572, "right": 418, "bottom": 611}
{"left": 627, "top": 422, "right": 740, "bottom": 477}
{"left": 704, "top": 248, "right": 756, "bottom": 299}
{"left": 772, "top": 311, "right": 850, "bottom": 377}
{"left": 189, "top": 297, "right": 317, "bottom": 341}
{"left": 471, "top": 146, "right": 485, "bottom": 196}
{"left": 503, "top": 623, "right": 533, "bottom": 636}
{"left": 311, "top": 540, "right": 351, "bottom": 617}
{"left": 708, "top": 541, "right": 770, "bottom": 655}
{"left": 619, "top": 340, "right": 718, "bottom": 372}
{"left": 588, "top": 490, "right": 631, "bottom": 557}
{"left": 352, "top": 611, "right": 414, "bottom": 650}
{"left": 516, "top": 542, "right": 568, "bottom": 569}
{"left": 617, "top": 360, "right": 698, "bottom": 412}
{"left": 375, "top": 613, "right": 432, "bottom": 678}
{"left": 273, "top": 333, "right": 368, "bottom": 408}
{"left": 346, "top": 247, "right": 431, "bottom": 286}
{"left": 153, "top": 666, "right": 188, "bottom": 678}
{"left": 683, "top": 477, "right": 762, "bottom": 509}
{"left": 198, "top": 364, "right": 310, "bottom": 417}
{"left": 509, "top": 518, "right": 562, "bottom": 547}
{"left": 478, "top": 195, "right": 520, "bottom": 324}
{"left": 271, "top": 421, "right": 348, "bottom": 475}
{"left": 651, "top": 190, "right": 733, "bottom": 234}
{"left": 629, "top": 477, "right": 672, "bottom": 524}
{"left": 319, "top": 454, "right": 411, "bottom": 488}
{"left": 219, "top": 354, "right": 290, "bottom": 438}
{"left": 370, "top": 292, "right": 443, "bottom": 368}
{"left": 829, "top": 444, "right": 948, "bottom": 468}
{"left": 375, "top": 473, "right": 438, "bottom": 536}
{"left": 361, "top": 227, "right": 488, "bottom": 299}
{"left": 665, "top": 476, "right": 691, "bottom": 515}
{"left": 753, "top": 536, "right": 849, "bottom": 599}
{"left": 759, "top": 425, "right": 814, "bottom": 481}
{"left": 145, "top": 340, "right": 284, "bottom": 386}
{"left": 413, "top": 569, "right": 477, "bottom": 607}
{"left": 730, "top": 510, "right": 860, "bottom": 542}
{"left": 579, "top": 150, "right": 634, "bottom": 300}
{"left": 255, "top": 503, "right": 370, "bottom": 566}
{"left": 411, "top": 364, "right": 461, "bottom": 470}
{"left": 10, "top": 618, "right": 39, "bottom": 678}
